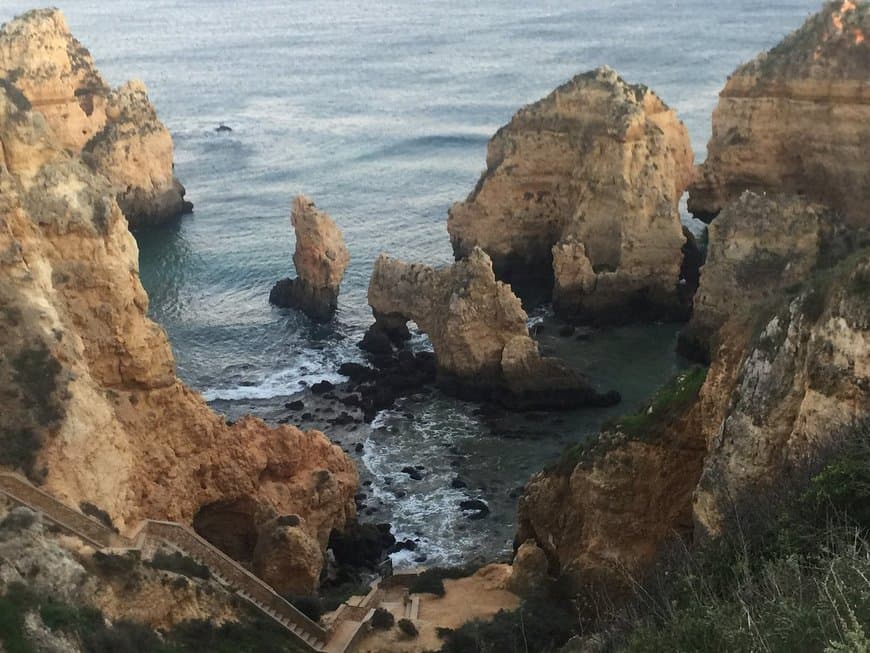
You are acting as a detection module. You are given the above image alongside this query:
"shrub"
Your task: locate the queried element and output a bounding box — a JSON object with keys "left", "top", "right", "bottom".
{"left": 408, "top": 565, "right": 481, "bottom": 597}
{"left": 0, "top": 582, "right": 37, "bottom": 653}
{"left": 397, "top": 618, "right": 418, "bottom": 639}
{"left": 371, "top": 608, "right": 395, "bottom": 630}
{"left": 80, "top": 502, "right": 117, "bottom": 532}
{"left": 285, "top": 595, "right": 322, "bottom": 622}
{"left": 148, "top": 551, "right": 210, "bottom": 580}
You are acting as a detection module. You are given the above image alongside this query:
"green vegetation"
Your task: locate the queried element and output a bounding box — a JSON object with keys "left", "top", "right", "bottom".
{"left": 607, "top": 365, "right": 707, "bottom": 439}
{"left": 437, "top": 420, "right": 870, "bottom": 653}
{"left": 554, "top": 366, "right": 708, "bottom": 476}
{"left": 11, "top": 346, "right": 62, "bottom": 426}
{"left": 371, "top": 607, "right": 395, "bottom": 630}
{"left": 0, "top": 583, "right": 37, "bottom": 653}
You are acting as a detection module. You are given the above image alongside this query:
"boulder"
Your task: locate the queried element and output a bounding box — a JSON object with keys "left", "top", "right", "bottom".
{"left": 508, "top": 540, "right": 549, "bottom": 596}
{"left": 0, "top": 9, "right": 191, "bottom": 227}
{"left": 252, "top": 516, "right": 324, "bottom": 595}
{"left": 688, "top": 1, "right": 870, "bottom": 227}
{"left": 270, "top": 195, "right": 350, "bottom": 321}
{"left": 448, "top": 67, "right": 694, "bottom": 324}
{"left": 366, "top": 247, "right": 617, "bottom": 408}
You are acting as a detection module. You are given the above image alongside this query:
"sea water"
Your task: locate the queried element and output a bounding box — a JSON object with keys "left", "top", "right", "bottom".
{"left": 1, "top": 0, "right": 821, "bottom": 565}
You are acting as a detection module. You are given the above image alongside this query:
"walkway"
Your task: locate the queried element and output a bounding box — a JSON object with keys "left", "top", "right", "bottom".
{"left": 0, "top": 472, "right": 385, "bottom": 653}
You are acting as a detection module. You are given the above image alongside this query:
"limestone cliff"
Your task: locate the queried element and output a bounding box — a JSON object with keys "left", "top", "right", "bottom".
{"left": 366, "top": 248, "right": 618, "bottom": 409}
{"left": 269, "top": 195, "right": 350, "bottom": 322}
{"left": 448, "top": 67, "right": 695, "bottom": 323}
{"left": 0, "top": 8, "right": 191, "bottom": 228}
{"left": 0, "top": 85, "right": 356, "bottom": 593}
{"left": 679, "top": 191, "right": 855, "bottom": 361}
{"left": 688, "top": 0, "right": 870, "bottom": 227}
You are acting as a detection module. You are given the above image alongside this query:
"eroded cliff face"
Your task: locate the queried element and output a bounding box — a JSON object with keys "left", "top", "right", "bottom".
{"left": 367, "top": 247, "right": 618, "bottom": 408}
{"left": 688, "top": 0, "right": 870, "bottom": 226}
{"left": 0, "top": 8, "right": 191, "bottom": 228}
{"left": 694, "top": 253, "right": 870, "bottom": 537}
{"left": 518, "top": 190, "right": 869, "bottom": 589}
{"left": 679, "top": 191, "right": 855, "bottom": 361}
{"left": 448, "top": 67, "right": 695, "bottom": 323}
{"left": 269, "top": 195, "right": 350, "bottom": 322}
{"left": 0, "top": 87, "right": 356, "bottom": 593}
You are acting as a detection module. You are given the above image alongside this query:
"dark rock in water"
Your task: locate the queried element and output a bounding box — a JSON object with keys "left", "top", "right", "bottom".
{"left": 388, "top": 538, "right": 417, "bottom": 554}
{"left": 339, "top": 362, "right": 377, "bottom": 383}
{"left": 558, "top": 325, "right": 576, "bottom": 337}
{"left": 277, "top": 417, "right": 289, "bottom": 424}
{"left": 270, "top": 277, "right": 339, "bottom": 322}
{"left": 359, "top": 324, "right": 394, "bottom": 355}
{"left": 354, "top": 443, "right": 364, "bottom": 453}
{"left": 329, "top": 412, "right": 355, "bottom": 426}
{"left": 328, "top": 521, "right": 395, "bottom": 569}
{"left": 311, "top": 380, "right": 335, "bottom": 395}
{"left": 401, "top": 466, "right": 423, "bottom": 481}
{"left": 459, "top": 499, "right": 490, "bottom": 520}
{"left": 285, "top": 400, "right": 305, "bottom": 411}
{"left": 340, "top": 394, "right": 363, "bottom": 408}
{"left": 215, "top": 124, "right": 233, "bottom": 132}
{"left": 393, "top": 490, "right": 406, "bottom": 499}
{"left": 451, "top": 477, "right": 467, "bottom": 489}
{"left": 414, "top": 554, "right": 428, "bottom": 563}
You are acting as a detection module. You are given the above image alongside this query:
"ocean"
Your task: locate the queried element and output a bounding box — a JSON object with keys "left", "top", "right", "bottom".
{"left": 2, "top": 0, "right": 821, "bottom": 566}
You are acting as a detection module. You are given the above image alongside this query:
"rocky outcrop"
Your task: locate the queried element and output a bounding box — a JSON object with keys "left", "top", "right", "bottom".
{"left": 688, "top": 1, "right": 870, "bottom": 227}
{"left": 447, "top": 67, "right": 695, "bottom": 323}
{"left": 517, "top": 248, "right": 870, "bottom": 590}
{"left": 678, "top": 191, "right": 854, "bottom": 361}
{"left": 0, "top": 8, "right": 191, "bottom": 228}
{"left": 694, "top": 252, "right": 870, "bottom": 537}
{"left": 0, "top": 84, "right": 356, "bottom": 590}
{"left": 366, "top": 248, "right": 618, "bottom": 409}
{"left": 269, "top": 195, "right": 350, "bottom": 322}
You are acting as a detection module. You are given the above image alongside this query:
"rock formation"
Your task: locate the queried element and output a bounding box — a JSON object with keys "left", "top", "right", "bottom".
{"left": 366, "top": 247, "right": 618, "bottom": 409}
{"left": 269, "top": 195, "right": 350, "bottom": 322}
{"left": 447, "top": 66, "right": 695, "bottom": 323}
{"left": 0, "top": 8, "right": 191, "bottom": 228}
{"left": 679, "top": 191, "right": 854, "bottom": 361}
{"left": 0, "top": 84, "right": 356, "bottom": 591}
{"left": 518, "top": 248, "right": 870, "bottom": 589}
{"left": 688, "top": 1, "right": 870, "bottom": 227}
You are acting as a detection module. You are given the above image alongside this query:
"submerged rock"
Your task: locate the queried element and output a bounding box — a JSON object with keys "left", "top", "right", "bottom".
{"left": 0, "top": 8, "right": 191, "bottom": 227}
{"left": 688, "top": 1, "right": 870, "bottom": 227}
{"left": 366, "top": 247, "right": 618, "bottom": 409}
{"left": 448, "top": 66, "right": 694, "bottom": 324}
{"left": 270, "top": 195, "right": 350, "bottom": 322}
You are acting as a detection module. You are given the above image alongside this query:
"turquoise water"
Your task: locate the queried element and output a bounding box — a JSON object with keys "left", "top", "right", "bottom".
{"left": 1, "top": 0, "right": 820, "bottom": 564}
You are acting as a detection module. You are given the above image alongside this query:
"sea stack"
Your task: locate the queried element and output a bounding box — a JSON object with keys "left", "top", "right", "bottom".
{"left": 0, "top": 8, "right": 192, "bottom": 228}
{"left": 270, "top": 195, "right": 350, "bottom": 322}
{"left": 448, "top": 66, "right": 695, "bottom": 324}
{"left": 365, "top": 247, "right": 619, "bottom": 409}
{"left": 688, "top": 0, "right": 870, "bottom": 226}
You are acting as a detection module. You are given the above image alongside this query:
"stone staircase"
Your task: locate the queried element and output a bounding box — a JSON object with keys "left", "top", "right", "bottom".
{"left": 0, "top": 472, "right": 380, "bottom": 653}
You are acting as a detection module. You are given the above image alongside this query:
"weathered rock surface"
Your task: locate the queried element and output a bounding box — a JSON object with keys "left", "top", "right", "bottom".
{"left": 0, "top": 85, "right": 356, "bottom": 590}
{"left": 679, "top": 191, "right": 854, "bottom": 361}
{"left": 0, "top": 8, "right": 191, "bottom": 227}
{"left": 253, "top": 515, "right": 323, "bottom": 595}
{"left": 688, "top": 1, "right": 870, "bottom": 227}
{"left": 448, "top": 66, "right": 695, "bottom": 323}
{"left": 518, "top": 249, "right": 870, "bottom": 590}
{"left": 507, "top": 539, "right": 549, "bottom": 597}
{"left": 694, "top": 253, "right": 870, "bottom": 537}
{"left": 366, "top": 247, "right": 618, "bottom": 409}
{"left": 270, "top": 195, "right": 350, "bottom": 322}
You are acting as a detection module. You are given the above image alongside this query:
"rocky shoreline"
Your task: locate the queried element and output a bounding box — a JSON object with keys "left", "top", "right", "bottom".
{"left": 2, "top": 1, "right": 869, "bottom": 651}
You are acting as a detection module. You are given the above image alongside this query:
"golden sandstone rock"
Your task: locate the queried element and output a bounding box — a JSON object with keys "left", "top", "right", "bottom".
{"left": 448, "top": 66, "right": 695, "bottom": 324}
{"left": 0, "top": 84, "right": 356, "bottom": 592}
{"left": 688, "top": 0, "right": 870, "bottom": 227}
{"left": 0, "top": 9, "right": 191, "bottom": 227}
{"left": 270, "top": 195, "right": 350, "bottom": 322}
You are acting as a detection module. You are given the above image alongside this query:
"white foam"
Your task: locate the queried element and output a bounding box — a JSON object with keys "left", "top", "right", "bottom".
{"left": 202, "top": 367, "right": 347, "bottom": 401}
